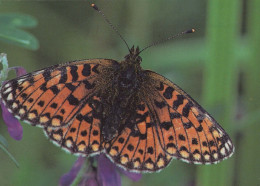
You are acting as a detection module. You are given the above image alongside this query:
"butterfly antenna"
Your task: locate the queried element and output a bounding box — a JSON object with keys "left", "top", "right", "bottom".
{"left": 91, "top": 4, "right": 131, "bottom": 52}
{"left": 138, "top": 28, "right": 196, "bottom": 55}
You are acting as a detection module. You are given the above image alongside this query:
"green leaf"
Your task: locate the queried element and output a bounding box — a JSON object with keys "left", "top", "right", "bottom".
{"left": 0, "top": 13, "right": 39, "bottom": 50}
{"left": 0, "top": 13, "right": 37, "bottom": 28}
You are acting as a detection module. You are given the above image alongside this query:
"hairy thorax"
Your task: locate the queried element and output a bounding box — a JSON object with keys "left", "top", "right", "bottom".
{"left": 96, "top": 59, "right": 145, "bottom": 142}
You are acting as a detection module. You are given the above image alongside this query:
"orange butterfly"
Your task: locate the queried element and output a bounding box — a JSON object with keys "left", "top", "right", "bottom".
{"left": 0, "top": 4, "right": 234, "bottom": 173}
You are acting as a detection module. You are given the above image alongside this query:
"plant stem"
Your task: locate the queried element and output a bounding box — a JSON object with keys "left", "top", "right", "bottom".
{"left": 196, "top": 0, "right": 241, "bottom": 185}
{"left": 236, "top": 0, "right": 260, "bottom": 185}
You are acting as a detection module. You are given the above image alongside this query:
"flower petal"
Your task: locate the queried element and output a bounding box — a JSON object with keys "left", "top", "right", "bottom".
{"left": 15, "top": 66, "right": 27, "bottom": 77}
{"left": 9, "top": 66, "right": 27, "bottom": 77}
{"left": 97, "top": 154, "right": 121, "bottom": 186}
{"left": 83, "top": 178, "right": 99, "bottom": 186}
{"left": 59, "top": 156, "right": 85, "bottom": 186}
{"left": 1, "top": 101, "right": 23, "bottom": 140}
{"left": 79, "top": 169, "right": 99, "bottom": 186}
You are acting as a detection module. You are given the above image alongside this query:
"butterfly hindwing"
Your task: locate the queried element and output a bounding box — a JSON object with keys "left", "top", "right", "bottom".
{"left": 145, "top": 71, "right": 234, "bottom": 164}
{"left": 1, "top": 59, "right": 117, "bottom": 128}
{"left": 105, "top": 101, "right": 172, "bottom": 172}
{"left": 44, "top": 95, "right": 104, "bottom": 156}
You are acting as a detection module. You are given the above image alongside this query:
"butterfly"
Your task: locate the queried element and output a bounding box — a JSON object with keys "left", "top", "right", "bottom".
{"left": 1, "top": 45, "right": 234, "bottom": 172}
{"left": 0, "top": 4, "right": 234, "bottom": 173}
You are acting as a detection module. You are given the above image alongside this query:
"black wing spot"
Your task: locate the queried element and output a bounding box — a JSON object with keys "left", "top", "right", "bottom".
{"left": 83, "top": 80, "right": 95, "bottom": 90}
{"left": 192, "top": 138, "right": 198, "bottom": 145}
{"left": 50, "top": 103, "right": 58, "bottom": 109}
{"left": 183, "top": 122, "right": 192, "bottom": 129}
{"left": 92, "top": 64, "right": 100, "bottom": 74}
{"left": 202, "top": 141, "right": 208, "bottom": 147}
{"left": 59, "top": 68, "right": 68, "bottom": 83}
{"left": 178, "top": 134, "right": 186, "bottom": 141}
{"left": 182, "top": 101, "right": 193, "bottom": 117}
{"left": 127, "top": 144, "right": 134, "bottom": 151}
{"left": 168, "top": 135, "right": 174, "bottom": 141}
{"left": 118, "top": 137, "right": 125, "bottom": 144}
{"left": 173, "top": 95, "right": 184, "bottom": 110}
{"left": 82, "top": 64, "right": 91, "bottom": 77}
{"left": 170, "top": 112, "right": 181, "bottom": 119}
{"left": 163, "top": 86, "right": 174, "bottom": 99}
{"left": 147, "top": 147, "right": 154, "bottom": 154}
{"left": 67, "top": 95, "right": 79, "bottom": 105}
{"left": 138, "top": 149, "right": 144, "bottom": 155}
{"left": 37, "top": 100, "right": 45, "bottom": 107}
{"left": 154, "top": 100, "right": 166, "bottom": 109}
{"left": 92, "top": 130, "right": 99, "bottom": 136}
{"left": 28, "top": 98, "right": 34, "bottom": 103}
{"left": 161, "top": 121, "right": 172, "bottom": 130}
{"left": 81, "top": 130, "right": 87, "bottom": 136}
{"left": 50, "top": 85, "right": 60, "bottom": 94}
{"left": 21, "top": 93, "right": 27, "bottom": 99}
{"left": 196, "top": 125, "right": 203, "bottom": 132}
{"left": 65, "top": 83, "right": 77, "bottom": 91}
{"left": 70, "top": 65, "right": 79, "bottom": 81}
{"left": 43, "top": 70, "right": 51, "bottom": 81}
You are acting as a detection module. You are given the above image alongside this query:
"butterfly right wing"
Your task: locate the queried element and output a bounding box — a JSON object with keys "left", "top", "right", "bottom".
{"left": 1, "top": 59, "right": 118, "bottom": 128}
{"left": 145, "top": 71, "right": 234, "bottom": 164}
{"left": 105, "top": 101, "right": 173, "bottom": 173}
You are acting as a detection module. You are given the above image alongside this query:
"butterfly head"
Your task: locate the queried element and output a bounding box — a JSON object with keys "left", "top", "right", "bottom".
{"left": 124, "top": 45, "right": 142, "bottom": 64}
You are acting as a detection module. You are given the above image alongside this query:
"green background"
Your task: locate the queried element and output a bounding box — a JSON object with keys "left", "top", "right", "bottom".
{"left": 0, "top": 0, "right": 259, "bottom": 186}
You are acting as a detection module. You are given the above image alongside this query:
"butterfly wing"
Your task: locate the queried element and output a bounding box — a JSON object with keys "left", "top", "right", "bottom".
{"left": 44, "top": 95, "right": 104, "bottom": 156}
{"left": 1, "top": 59, "right": 118, "bottom": 128}
{"left": 105, "top": 101, "right": 172, "bottom": 172}
{"left": 145, "top": 71, "right": 234, "bottom": 164}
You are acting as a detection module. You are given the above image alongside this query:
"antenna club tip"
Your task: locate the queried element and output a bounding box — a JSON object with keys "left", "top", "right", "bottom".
{"left": 185, "top": 28, "right": 196, "bottom": 34}
{"left": 91, "top": 3, "right": 98, "bottom": 10}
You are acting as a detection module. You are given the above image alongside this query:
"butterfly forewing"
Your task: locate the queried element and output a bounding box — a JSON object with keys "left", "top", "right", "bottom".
{"left": 145, "top": 71, "right": 234, "bottom": 164}
{"left": 1, "top": 59, "right": 116, "bottom": 128}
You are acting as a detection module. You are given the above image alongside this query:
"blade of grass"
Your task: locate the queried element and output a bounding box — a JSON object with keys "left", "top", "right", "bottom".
{"left": 236, "top": 0, "right": 260, "bottom": 185}
{"left": 0, "top": 143, "right": 19, "bottom": 168}
{"left": 0, "top": 134, "right": 8, "bottom": 147}
{"left": 196, "top": 0, "right": 241, "bottom": 185}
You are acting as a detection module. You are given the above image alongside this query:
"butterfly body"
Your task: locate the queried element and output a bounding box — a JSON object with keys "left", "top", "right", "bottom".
{"left": 88, "top": 46, "right": 144, "bottom": 141}
{"left": 0, "top": 46, "right": 234, "bottom": 172}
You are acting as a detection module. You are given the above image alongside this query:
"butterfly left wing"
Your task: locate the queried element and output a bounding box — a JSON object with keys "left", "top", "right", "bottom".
{"left": 145, "top": 71, "right": 234, "bottom": 164}
{"left": 1, "top": 59, "right": 117, "bottom": 128}
{"left": 44, "top": 95, "right": 104, "bottom": 156}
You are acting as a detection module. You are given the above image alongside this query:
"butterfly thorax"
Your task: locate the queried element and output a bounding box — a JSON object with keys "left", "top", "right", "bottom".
{"left": 100, "top": 46, "right": 145, "bottom": 142}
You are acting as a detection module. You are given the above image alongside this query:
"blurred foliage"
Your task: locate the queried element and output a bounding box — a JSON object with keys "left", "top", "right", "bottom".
{"left": 0, "top": 0, "right": 259, "bottom": 186}
{"left": 0, "top": 13, "right": 39, "bottom": 50}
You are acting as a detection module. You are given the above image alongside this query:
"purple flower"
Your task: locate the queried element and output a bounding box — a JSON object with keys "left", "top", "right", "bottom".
{"left": 59, "top": 156, "right": 86, "bottom": 186}
{"left": 1, "top": 101, "right": 23, "bottom": 140}
{"left": 0, "top": 66, "right": 26, "bottom": 140}
{"left": 60, "top": 154, "right": 142, "bottom": 186}
{"left": 10, "top": 66, "right": 27, "bottom": 77}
